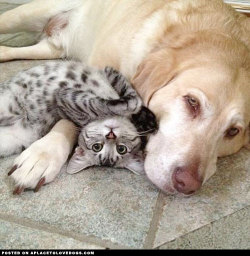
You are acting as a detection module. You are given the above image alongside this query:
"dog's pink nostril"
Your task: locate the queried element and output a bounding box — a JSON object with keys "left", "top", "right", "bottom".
{"left": 172, "top": 167, "right": 202, "bottom": 195}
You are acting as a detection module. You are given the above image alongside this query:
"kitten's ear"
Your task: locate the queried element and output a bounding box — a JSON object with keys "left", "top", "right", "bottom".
{"left": 123, "top": 152, "right": 145, "bottom": 175}
{"left": 131, "top": 106, "right": 158, "bottom": 133}
{"left": 67, "top": 147, "right": 93, "bottom": 174}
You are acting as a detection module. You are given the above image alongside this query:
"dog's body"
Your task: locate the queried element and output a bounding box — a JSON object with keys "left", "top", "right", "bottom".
{"left": 1, "top": 0, "right": 250, "bottom": 195}
{"left": 0, "top": 0, "right": 173, "bottom": 77}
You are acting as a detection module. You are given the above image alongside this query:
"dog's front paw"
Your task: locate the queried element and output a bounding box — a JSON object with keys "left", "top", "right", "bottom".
{"left": 8, "top": 132, "right": 70, "bottom": 194}
{"left": 0, "top": 46, "right": 13, "bottom": 62}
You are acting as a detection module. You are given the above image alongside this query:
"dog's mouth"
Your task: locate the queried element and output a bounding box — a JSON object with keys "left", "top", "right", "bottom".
{"left": 147, "top": 177, "right": 200, "bottom": 196}
{"left": 145, "top": 156, "right": 204, "bottom": 196}
{"left": 161, "top": 184, "right": 176, "bottom": 194}
{"left": 145, "top": 172, "right": 176, "bottom": 194}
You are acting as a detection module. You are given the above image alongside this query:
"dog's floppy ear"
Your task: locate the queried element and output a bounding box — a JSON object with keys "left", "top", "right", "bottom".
{"left": 131, "top": 48, "right": 178, "bottom": 106}
{"left": 238, "top": 14, "right": 250, "bottom": 48}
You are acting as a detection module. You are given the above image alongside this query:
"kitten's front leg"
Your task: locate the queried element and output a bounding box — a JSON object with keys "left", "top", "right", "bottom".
{"left": 8, "top": 119, "right": 78, "bottom": 194}
{"left": 104, "top": 67, "right": 142, "bottom": 114}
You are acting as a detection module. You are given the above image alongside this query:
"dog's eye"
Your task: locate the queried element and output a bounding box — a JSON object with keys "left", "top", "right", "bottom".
{"left": 184, "top": 95, "right": 200, "bottom": 117}
{"left": 225, "top": 127, "right": 240, "bottom": 138}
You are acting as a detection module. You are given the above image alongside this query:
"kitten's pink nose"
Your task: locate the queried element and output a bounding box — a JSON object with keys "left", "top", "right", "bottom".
{"left": 106, "top": 131, "right": 116, "bottom": 139}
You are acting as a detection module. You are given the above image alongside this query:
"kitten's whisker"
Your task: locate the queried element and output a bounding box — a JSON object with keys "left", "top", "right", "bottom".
{"left": 87, "top": 133, "right": 102, "bottom": 136}
{"left": 137, "top": 129, "right": 155, "bottom": 135}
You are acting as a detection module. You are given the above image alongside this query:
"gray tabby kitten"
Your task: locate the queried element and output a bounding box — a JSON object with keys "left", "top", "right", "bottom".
{"left": 67, "top": 116, "right": 145, "bottom": 174}
{"left": 1, "top": 61, "right": 157, "bottom": 174}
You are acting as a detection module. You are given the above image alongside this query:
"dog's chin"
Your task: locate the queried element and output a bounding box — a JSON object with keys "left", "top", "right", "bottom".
{"left": 158, "top": 184, "right": 197, "bottom": 197}
{"left": 161, "top": 186, "right": 176, "bottom": 195}
{"left": 145, "top": 173, "right": 176, "bottom": 194}
{"left": 146, "top": 173, "right": 200, "bottom": 197}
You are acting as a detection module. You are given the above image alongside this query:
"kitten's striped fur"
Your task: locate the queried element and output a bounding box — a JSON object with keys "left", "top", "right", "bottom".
{"left": 0, "top": 61, "right": 156, "bottom": 173}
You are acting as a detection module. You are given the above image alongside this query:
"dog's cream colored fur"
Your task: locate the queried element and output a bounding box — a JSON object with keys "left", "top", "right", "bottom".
{"left": 0, "top": 0, "right": 249, "bottom": 194}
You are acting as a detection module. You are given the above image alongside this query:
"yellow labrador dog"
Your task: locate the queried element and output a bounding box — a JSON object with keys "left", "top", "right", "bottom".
{"left": 1, "top": 0, "right": 250, "bottom": 195}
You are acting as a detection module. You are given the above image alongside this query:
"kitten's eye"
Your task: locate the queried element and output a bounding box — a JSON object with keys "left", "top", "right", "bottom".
{"left": 225, "top": 127, "right": 240, "bottom": 138}
{"left": 116, "top": 145, "right": 127, "bottom": 155}
{"left": 92, "top": 143, "right": 103, "bottom": 152}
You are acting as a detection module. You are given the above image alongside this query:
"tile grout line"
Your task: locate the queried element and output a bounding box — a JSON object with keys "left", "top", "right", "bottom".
{"left": 143, "top": 192, "right": 166, "bottom": 249}
{"left": 0, "top": 212, "right": 131, "bottom": 249}
{"left": 154, "top": 223, "right": 214, "bottom": 249}
{"left": 154, "top": 204, "right": 250, "bottom": 249}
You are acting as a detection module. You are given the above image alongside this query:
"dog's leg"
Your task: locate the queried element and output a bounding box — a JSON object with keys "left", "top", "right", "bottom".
{"left": 0, "top": 0, "right": 79, "bottom": 33}
{"left": 8, "top": 119, "right": 78, "bottom": 194}
{"left": 0, "top": 39, "right": 64, "bottom": 62}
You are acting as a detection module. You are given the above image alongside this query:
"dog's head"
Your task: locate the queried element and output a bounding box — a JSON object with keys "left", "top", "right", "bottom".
{"left": 132, "top": 28, "right": 250, "bottom": 195}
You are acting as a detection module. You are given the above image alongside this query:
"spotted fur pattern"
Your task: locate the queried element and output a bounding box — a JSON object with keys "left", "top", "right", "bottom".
{"left": 0, "top": 61, "right": 156, "bottom": 158}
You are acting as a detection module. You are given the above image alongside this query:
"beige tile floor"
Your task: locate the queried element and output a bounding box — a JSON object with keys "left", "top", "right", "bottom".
{"left": 0, "top": 2, "right": 249, "bottom": 250}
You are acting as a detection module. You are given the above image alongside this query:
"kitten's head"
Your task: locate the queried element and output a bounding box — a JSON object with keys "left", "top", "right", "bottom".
{"left": 67, "top": 107, "right": 157, "bottom": 175}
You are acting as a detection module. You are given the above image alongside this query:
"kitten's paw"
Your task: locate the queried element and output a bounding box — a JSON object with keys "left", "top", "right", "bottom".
{"left": 8, "top": 132, "right": 69, "bottom": 194}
